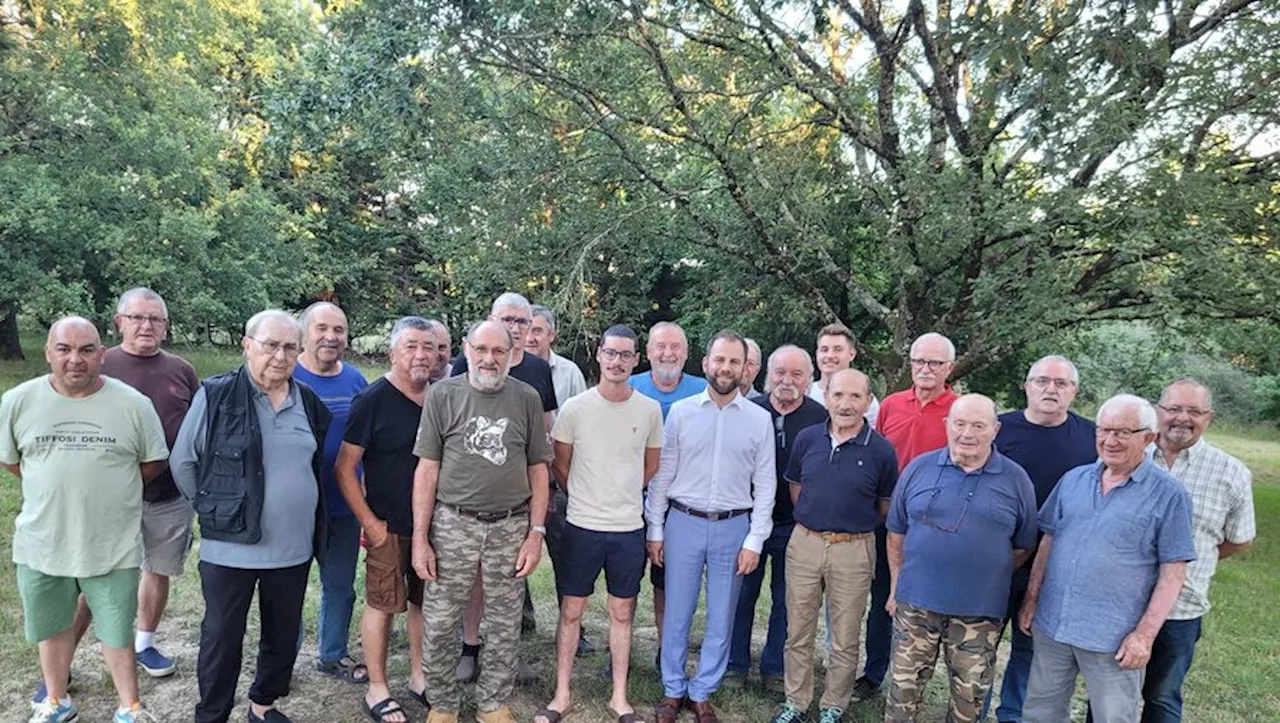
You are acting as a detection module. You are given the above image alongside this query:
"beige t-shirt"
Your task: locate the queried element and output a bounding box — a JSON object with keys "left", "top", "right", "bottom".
{"left": 0, "top": 376, "right": 169, "bottom": 578}
{"left": 552, "top": 387, "right": 664, "bottom": 532}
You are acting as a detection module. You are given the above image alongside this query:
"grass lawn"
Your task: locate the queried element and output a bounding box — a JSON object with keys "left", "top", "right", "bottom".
{"left": 0, "top": 338, "right": 1276, "bottom": 721}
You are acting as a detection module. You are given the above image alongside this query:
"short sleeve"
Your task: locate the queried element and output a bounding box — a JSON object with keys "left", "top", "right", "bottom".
{"left": 526, "top": 390, "right": 554, "bottom": 463}
{"left": 537, "top": 371, "right": 558, "bottom": 413}
{"left": 0, "top": 388, "right": 19, "bottom": 465}
{"left": 551, "top": 399, "right": 577, "bottom": 444}
{"left": 136, "top": 397, "right": 170, "bottom": 463}
{"left": 784, "top": 431, "right": 807, "bottom": 485}
{"left": 344, "top": 386, "right": 377, "bottom": 448}
{"left": 1156, "top": 487, "right": 1198, "bottom": 564}
{"left": 413, "top": 389, "right": 447, "bottom": 460}
{"left": 645, "top": 404, "right": 664, "bottom": 448}
{"left": 886, "top": 464, "right": 914, "bottom": 534}
{"left": 1012, "top": 471, "right": 1039, "bottom": 549}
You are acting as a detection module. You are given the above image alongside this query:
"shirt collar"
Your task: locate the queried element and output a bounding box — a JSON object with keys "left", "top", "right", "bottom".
{"left": 934, "top": 446, "right": 1005, "bottom": 473}
{"left": 548, "top": 351, "right": 566, "bottom": 369}
{"left": 694, "top": 389, "right": 746, "bottom": 409}
{"left": 822, "top": 420, "right": 873, "bottom": 447}
{"left": 1149, "top": 436, "right": 1207, "bottom": 465}
{"left": 1092, "top": 458, "right": 1157, "bottom": 486}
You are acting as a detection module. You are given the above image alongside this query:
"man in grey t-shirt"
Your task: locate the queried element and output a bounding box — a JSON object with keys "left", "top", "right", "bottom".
{"left": 411, "top": 320, "right": 552, "bottom": 723}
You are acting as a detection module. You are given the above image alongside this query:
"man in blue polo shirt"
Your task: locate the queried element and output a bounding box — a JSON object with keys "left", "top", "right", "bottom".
{"left": 1019, "top": 394, "right": 1195, "bottom": 723}
{"left": 885, "top": 394, "right": 1038, "bottom": 723}
{"left": 769, "top": 369, "right": 897, "bottom": 723}
{"left": 983, "top": 355, "right": 1096, "bottom": 722}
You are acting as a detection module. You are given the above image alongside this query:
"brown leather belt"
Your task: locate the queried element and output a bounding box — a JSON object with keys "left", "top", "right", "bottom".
{"left": 799, "top": 524, "right": 872, "bottom": 543}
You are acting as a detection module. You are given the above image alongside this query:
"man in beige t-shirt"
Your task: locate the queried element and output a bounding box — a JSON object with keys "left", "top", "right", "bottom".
{"left": 534, "top": 325, "right": 663, "bottom": 723}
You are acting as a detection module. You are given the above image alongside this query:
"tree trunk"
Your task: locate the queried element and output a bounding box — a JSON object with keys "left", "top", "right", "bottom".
{"left": 0, "top": 302, "right": 23, "bottom": 360}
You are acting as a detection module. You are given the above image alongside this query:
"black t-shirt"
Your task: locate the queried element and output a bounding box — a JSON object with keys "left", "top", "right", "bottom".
{"left": 450, "top": 352, "right": 558, "bottom": 413}
{"left": 753, "top": 395, "right": 830, "bottom": 525}
{"left": 343, "top": 377, "right": 423, "bottom": 536}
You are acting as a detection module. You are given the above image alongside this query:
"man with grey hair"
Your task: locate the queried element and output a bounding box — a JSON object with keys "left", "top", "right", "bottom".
{"left": 1019, "top": 395, "right": 1196, "bottom": 723}
{"left": 526, "top": 304, "right": 587, "bottom": 410}
{"left": 1141, "top": 378, "right": 1255, "bottom": 722}
{"left": 982, "top": 355, "right": 1097, "bottom": 722}
{"left": 412, "top": 319, "right": 552, "bottom": 723}
{"left": 294, "top": 301, "right": 371, "bottom": 684}
{"left": 426, "top": 320, "right": 453, "bottom": 383}
{"left": 740, "top": 338, "right": 764, "bottom": 399}
{"left": 337, "top": 317, "right": 440, "bottom": 722}
{"left": 173, "top": 310, "right": 334, "bottom": 723}
{"left": 856, "top": 331, "right": 958, "bottom": 701}
{"left": 449, "top": 293, "right": 557, "bottom": 680}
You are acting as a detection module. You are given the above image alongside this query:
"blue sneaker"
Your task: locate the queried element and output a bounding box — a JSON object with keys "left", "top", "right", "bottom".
{"left": 31, "top": 675, "right": 72, "bottom": 705}
{"left": 136, "top": 647, "right": 176, "bottom": 677}
{"left": 28, "top": 697, "right": 78, "bottom": 723}
{"left": 113, "top": 703, "right": 157, "bottom": 722}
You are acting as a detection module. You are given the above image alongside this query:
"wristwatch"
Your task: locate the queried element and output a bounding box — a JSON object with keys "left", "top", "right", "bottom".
{"left": 531, "top": 525, "right": 547, "bottom": 535}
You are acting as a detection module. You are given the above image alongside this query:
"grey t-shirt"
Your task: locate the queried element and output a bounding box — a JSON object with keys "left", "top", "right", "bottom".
{"left": 172, "top": 382, "right": 319, "bottom": 569}
{"left": 413, "top": 375, "right": 553, "bottom": 513}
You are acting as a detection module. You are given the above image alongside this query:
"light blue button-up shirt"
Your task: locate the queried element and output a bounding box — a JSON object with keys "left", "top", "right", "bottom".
{"left": 645, "top": 390, "right": 777, "bottom": 552}
{"left": 1034, "top": 459, "right": 1196, "bottom": 653}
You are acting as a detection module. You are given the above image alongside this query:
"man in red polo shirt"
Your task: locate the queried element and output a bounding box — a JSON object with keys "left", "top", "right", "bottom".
{"left": 850, "top": 332, "right": 959, "bottom": 704}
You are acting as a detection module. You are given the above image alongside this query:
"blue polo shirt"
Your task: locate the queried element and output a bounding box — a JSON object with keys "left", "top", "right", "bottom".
{"left": 293, "top": 362, "right": 368, "bottom": 518}
{"left": 629, "top": 372, "right": 708, "bottom": 420}
{"left": 1034, "top": 460, "right": 1196, "bottom": 653}
{"left": 887, "top": 448, "right": 1038, "bottom": 619}
{"left": 786, "top": 421, "right": 898, "bottom": 534}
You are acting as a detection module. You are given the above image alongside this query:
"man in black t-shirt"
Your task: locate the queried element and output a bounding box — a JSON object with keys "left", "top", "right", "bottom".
{"left": 336, "top": 317, "right": 440, "bottom": 723}
{"left": 726, "top": 345, "right": 829, "bottom": 693}
{"left": 450, "top": 292, "right": 557, "bottom": 683}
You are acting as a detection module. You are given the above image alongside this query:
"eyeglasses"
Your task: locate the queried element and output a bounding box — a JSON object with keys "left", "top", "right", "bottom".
{"left": 921, "top": 466, "right": 976, "bottom": 533}
{"left": 1028, "top": 377, "right": 1075, "bottom": 390}
{"left": 122, "top": 314, "right": 167, "bottom": 326}
{"left": 910, "top": 358, "right": 950, "bottom": 371}
{"left": 599, "top": 349, "right": 637, "bottom": 361}
{"left": 1157, "top": 404, "right": 1211, "bottom": 418}
{"left": 470, "top": 344, "right": 511, "bottom": 357}
{"left": 498, "top": 316, "right": 531, "bottom": 328}
{"left": 249, "top": 338, "right": 302, "bottom": 357}
{"left": 1096, "top": 427, "right": 1149, "bottom": 440}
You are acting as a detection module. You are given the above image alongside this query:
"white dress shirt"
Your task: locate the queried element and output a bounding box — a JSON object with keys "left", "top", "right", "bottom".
{"left": 645, "top": 390, "right": 777, "bottom": 552}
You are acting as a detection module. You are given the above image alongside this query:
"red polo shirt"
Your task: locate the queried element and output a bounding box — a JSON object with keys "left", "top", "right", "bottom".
{"left": 876, "top": 386, "right": 958, "bottom": 471}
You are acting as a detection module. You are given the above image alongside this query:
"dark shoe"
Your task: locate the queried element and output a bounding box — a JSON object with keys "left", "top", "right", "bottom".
{"left": 315, "top": 656, "right": 369, "bottom": 684}
{"left": 769, "top": 702, "right": 809, "bottom": 723}
{"left": 654, "top": 697, "right": 684, "bottom": 723}
{"left": 365, "top": 697, "right": 407, "bottom": 723}
{"left": 456, "top": 643, "right": 481, "bottom": 683}
{"left": 248, "top": 707, "right": 293, "bottom": 723}
{"left": 576, "top": 633, "right": 598, "bottom": 657}
{"left": 720, "top": 670, "right": 746, "bottom": 690}
{"left": 690, "top": 700, "right": 719, "bottom": 723}
{"left": 761, "top": 674, "right": 786, "bottom": 696}
{"left": 849, "top": 677, "right": 880, "bottom": 702}
{"left": 31, "top": 674, "right": 73, "bottom": 704}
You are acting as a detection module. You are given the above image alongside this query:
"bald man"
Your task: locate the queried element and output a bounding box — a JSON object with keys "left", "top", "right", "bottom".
{"left": 1, "top": 317, "right": 169, "bottom": 723}
{"left": 884, "top": 394, "right": 1038, "bottom": 723}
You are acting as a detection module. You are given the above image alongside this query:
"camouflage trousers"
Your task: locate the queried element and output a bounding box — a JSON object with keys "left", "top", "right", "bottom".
{"left": 421, "top": 504, "right": 528, "bottom": 713}
{"left": 885, "top": 603, "right": 1002, "bottom": 723}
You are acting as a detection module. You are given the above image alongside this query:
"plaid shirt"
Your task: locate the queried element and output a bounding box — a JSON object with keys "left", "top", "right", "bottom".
{"left": 1150, "top": 437, "right": 1256, "bottom": 619}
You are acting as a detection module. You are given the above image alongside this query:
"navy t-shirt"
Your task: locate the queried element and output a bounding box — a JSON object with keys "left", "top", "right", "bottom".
{"left": 786, "top": 422, "right": 899, "bottom": 534}
{"left": 887, "top": 448, "right": 1038, "bottom": 619}
{"left": 293, "top": 362, "right": 368, "bottom": 517}
{"left": 342, "top": 377, "right": 422, "bottom": 536}
{"left": 754, "top": 395, "right": 829, "bottom": 525}
{"left": 451, "top": 352, "right": 558, "bottom": 413}
{"left": 995, "top": 410, "right": 1097, "bottom": 509}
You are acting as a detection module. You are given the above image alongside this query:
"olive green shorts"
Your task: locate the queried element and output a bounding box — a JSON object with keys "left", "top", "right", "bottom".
{"left": 16, "top": 565, "right": 139, "bottom": 649}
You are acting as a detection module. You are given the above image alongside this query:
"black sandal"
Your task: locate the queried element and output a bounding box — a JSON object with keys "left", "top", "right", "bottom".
{"left": 366, "top": 698, "right": 407, "bottom": 723}
{"left": 316, "top": 656, "right": 369, "bottom": 684}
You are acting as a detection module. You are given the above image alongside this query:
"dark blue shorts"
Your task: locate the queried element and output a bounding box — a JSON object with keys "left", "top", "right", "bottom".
{"left": 559, "top": 523, "right": 646, "bottom": 599}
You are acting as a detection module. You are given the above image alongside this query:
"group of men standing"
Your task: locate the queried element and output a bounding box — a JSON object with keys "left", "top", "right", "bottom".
{"left": 0, "top": 288, "right": 1257, "bottom": 723}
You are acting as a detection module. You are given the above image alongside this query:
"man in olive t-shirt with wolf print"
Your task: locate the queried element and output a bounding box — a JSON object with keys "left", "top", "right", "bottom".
{"left": 411, "top": 320, "right": 553, "bottom": 723}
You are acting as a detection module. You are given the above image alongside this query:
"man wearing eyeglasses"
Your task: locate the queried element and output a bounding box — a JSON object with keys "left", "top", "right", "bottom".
{"left": 412, "top": 320, "right": 552, "bottom": 723}
{"left": 172, "top": 310, "right": 333, "bottom": 723}
{"left": 981, "top": 355, "right": 1097, "bottom": 722}
{"left": 858, "top": 332, "right": 959, "bottom": 702}
{"left": 1139, "top": 379, "right": 1254, "bottom": 723}
{"left": 27, "top": 288, "right": 201, "bottom": 696}
{"left": 536, "top": 324, "right": 664, "bottom": 723}
{"left": 884, "top": 394, "right": 1037, "bottom": 723}
{"left": 449, "top": 293, "right": 557, "bottom": 682}
{"left": 293, "top": 301, "right": 371, "bottom": 686}
{"left": 1019, "top": 394, "right": 1196, "bottom": 723}
{"left": 725, "top": 345, "right": 826, "bottom": 694}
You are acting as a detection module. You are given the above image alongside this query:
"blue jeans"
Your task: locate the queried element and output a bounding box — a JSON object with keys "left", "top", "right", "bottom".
{"left": 981, "top": 567, "right": 1032, "bottom": 721}
{"left": 1141, "top": 617, "right": 1201, "bottom": 723}
{"left": 728, "top": 523, "right": 791, "bottom": 677}
{"left": 661, "top": 508, "right": 749, "bottom": 702}
{"left": 863, "top": 524, "right": 892, "bottom": 686}
{"left": 316, "top": 514, "right": 361, "bottom": 662}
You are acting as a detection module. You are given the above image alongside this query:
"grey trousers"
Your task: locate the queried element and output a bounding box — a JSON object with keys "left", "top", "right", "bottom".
{"left": 1023, "top": 626, "right": 1143, "bottom": 723}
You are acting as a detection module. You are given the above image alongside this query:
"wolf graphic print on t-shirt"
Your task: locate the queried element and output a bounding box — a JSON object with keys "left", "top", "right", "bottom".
{"left": 463, "top": 415, "right": 510, "bottom": 466}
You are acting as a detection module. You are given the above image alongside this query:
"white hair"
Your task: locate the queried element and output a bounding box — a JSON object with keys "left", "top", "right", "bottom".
{"left": 744, "top": 337, "right": 762, "bottom": 360}
{"left": 910, "top": 332, "right": 955, "bottom": 361}
{"left": 491, "top": 292, "right": 532, "bottom": 315}
{"left": 1027, "top": 355, "right": 1080, "bottom": 384}
{"left": 766, "top": 344, "right": 814, "bottom": 378}
{"left": 530, "top": 304, "right": 556, "bottom": 332}
{"left": 245, "top": 310, "right": 303, "bottom": 342}
{"left": 299, "top": 301, "right": 345, "bottom": 332}
{"left": 1097, "top": 394, "right": 1158, "bottom": 432}
{"left": 116, "top": 287, "right": 168, "bottom": 318}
